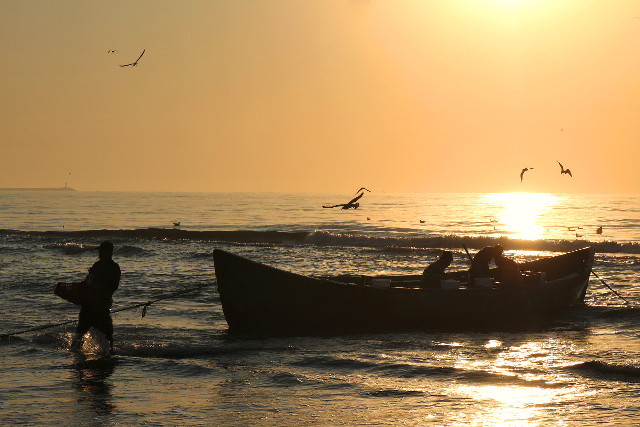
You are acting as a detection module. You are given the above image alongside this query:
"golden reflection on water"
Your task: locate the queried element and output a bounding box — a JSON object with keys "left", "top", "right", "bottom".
{"left": 484, "top": 193, "right": 561, "bottom": 240}
{"left": 448, "top": 338, "right": 586, "bottom": 426}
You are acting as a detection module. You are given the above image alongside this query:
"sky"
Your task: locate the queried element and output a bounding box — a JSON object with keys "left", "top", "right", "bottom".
{"left": 1, "top": 0, "right": 639, "bottom": 193}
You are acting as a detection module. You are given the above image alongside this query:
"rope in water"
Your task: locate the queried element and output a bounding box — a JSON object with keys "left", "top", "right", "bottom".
{"left": 591, "top": 271, "right": 631, "bottom": 305}
{"left": 0, "top": 283, "right": 212, "bottom": 339}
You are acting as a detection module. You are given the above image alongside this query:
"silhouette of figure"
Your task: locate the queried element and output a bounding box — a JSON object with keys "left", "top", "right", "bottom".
{"left": 494, "top": 253, "right": 524, "bottom": 288}
{"left": 557, "top": 161, "right": 572, "bottom": 177}
{"left": 120, "top": 49, "right": 145, "bottom": 67}
{"left": 596, "top": 226, "right": 603, "bottom": 235}
{"left": 520, "top": 167, "right": 533, "bottom": 182}
{"left": 173, "top": 222, "right": 180, "bottom": 229}
{"left": 71, "top": 241, "right": 120, "bottom": 352}
{"left": 468, "top": 244, "right": 503, "bottom": 285}
{"left": 323, "top": 192, "right": 366, "bottom": 210}
{"left": 422, "top": 251, "right": 453, "bottom": 287}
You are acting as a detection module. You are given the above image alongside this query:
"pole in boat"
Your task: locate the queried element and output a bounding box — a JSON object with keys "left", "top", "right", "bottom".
{"left": 591, "top": 271, "right": 630, "bottom": 305}
{"left": 462, "top": 244, "right": 473, "bottom": 262}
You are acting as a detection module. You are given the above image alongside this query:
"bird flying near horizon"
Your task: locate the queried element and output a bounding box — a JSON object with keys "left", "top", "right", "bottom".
{"left": 120, "top": 49, "right": 145, "bottom": 67}
{"left": 557, "top": 161, "right": 572, "bottom": 177}
{"left": 353, "top": 187, "right": 371, "bottom": 196}
{"left": 520, "top": 167, "right": 533, "bottom": 182}
{"left": 323, "top": 192, "right": 366, "bottom": 210}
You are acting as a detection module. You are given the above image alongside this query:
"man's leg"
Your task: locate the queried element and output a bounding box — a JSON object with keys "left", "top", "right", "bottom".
{"left": 93, "top": 308, "right": 114, "bottom": 352}
{"left": 73, "top": 307, "right": 91, "bottom": 350}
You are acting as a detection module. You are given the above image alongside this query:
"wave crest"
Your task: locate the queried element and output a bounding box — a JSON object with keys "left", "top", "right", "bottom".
{"left": 2, "top": 228, "right": 639, "bottom": 254}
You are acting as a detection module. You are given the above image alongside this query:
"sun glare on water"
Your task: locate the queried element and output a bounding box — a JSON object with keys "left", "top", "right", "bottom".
{"left": 485, "top": 193, "right": 560, "bottom": 240}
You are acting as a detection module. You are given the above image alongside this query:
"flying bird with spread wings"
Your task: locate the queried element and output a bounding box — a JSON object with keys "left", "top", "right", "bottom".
{"left": 323, "top": 191, "right": 368, "bottom": 210}
{"left": 120, "top": 49, "right": 145, "bottom": 67}
{"left": 353, "top": 187, "right": 371, "bottom": 196}
{"left": 520, "top": 167, "right": 533, "bottom": 182}
{"left": 557, "top": 161, "right": 572, "bottom": 177}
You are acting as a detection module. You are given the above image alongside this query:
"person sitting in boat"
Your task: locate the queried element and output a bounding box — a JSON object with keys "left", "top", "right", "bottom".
{"left": 494, "top": 253, "right": 524, "bottom": 288}
{"left": 468, "top": 244, "right": 503, "bottom": 285}
{"left": 422, "top": 251, "right": 454, "bottom": 287}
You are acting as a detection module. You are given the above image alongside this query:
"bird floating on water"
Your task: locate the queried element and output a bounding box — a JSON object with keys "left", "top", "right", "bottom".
{"left": 596, "top": 226, "right": 603, "bottom": 235}
{"left": 557, "top": 161, "right": 572, "bottom": 177}
{"left": 120, "top": 49, "right": 145, "bottom": 67}
{"left": 520, "top": 167, "right": 534, "bottom": 182}
{"left": 173, "top": 222, "right": 180, "bottom": 229}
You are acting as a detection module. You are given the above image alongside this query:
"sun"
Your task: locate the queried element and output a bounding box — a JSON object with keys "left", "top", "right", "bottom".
{"left": 484, "top": 193, "right": 560, "bottom": 240}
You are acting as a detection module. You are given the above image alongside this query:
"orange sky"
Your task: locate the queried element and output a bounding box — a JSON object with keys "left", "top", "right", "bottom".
{"left": 1, "top": 1, "right": 639, "bottom": 193}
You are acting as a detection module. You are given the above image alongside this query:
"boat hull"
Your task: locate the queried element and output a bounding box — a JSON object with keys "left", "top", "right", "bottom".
{"left": 213, "top": 247, "right": 594, "bottom": 335}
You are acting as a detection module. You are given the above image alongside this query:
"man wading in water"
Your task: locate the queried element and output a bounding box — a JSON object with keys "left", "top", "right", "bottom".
{"left": 71, "top": 241, "right": 120, "bottom": 352}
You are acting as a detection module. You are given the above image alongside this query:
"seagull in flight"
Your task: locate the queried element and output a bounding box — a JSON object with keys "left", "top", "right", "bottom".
{"left": 323, "top": 192, "right": 366, "bottom": 210}
{"left": 520, "top": 167, "right": 533, "bottom": 182}
{"left": 557, "top": 161, "right": 572, "bottom": 177}
{"left": 120, "top": 49, "right": 145, "bottom": 67}
{"left": 353, "top": 187, "right": 371, "bottom": 196}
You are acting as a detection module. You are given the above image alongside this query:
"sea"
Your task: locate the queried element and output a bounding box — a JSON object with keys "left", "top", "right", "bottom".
{"left": 1, "top": 191, "right": 639, "bottom": 426}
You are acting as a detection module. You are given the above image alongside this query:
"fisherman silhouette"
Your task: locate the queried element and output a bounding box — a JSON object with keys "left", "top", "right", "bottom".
{"left": 71, "top": 241, "right": 120, "bottom": 353}
{"left": 422, "top": 251, "right": 454, "bottom": 287}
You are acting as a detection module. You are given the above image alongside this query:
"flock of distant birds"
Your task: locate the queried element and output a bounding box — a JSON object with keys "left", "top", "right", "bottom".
{"left": 520, "top": 161, "right": 572, "bottom": 182}
{"left": 314, "top": 161, "right": 603, "bottom": 241}
{"left": 110, "top": 41, "right": 590, "bottom": 240}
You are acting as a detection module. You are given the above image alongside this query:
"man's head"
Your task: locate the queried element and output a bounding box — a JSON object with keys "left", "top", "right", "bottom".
{"left": 440, "top": 251, "right": 454, "bottom": 265}
{"left": 493, "top": 244, "right": 504, "bottom": 257}
{"left": 98, "top": 241, "right": 114, "bottom": 259}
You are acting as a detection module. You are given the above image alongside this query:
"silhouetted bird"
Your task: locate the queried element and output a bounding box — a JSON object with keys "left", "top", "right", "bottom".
{"left": 108, "top": 50, "right": 117, "bottom": 53}
{"left": 596, "top": 226, "right": 603, "bottom": 235}
{"left": 419, "top": 220, "right": 425, "bottom": 223}
{"left": 120, "top": 49, "right": 145, "bottom": 67}
{"left": 353, "top": 187, "right": 371, "bottom": 196}
{"left": 173, "top": 222, "right": 180, "bottom": 229}
{"left": 576, "top": 233, "right": 583, "bottom": 238}
{"left": 323, "top": 192, "right": 365, "bottom": 210}
{"left": 520, "top": 167, "right": 533, "bottom": 182}
{"left": 557, "top": 161, "right": 572, "bottom": 177}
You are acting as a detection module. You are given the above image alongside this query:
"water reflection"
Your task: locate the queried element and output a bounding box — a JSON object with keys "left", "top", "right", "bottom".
{"left": 484, "top": 193, "right": 560, "bottom": 240}
{"left": 72, "top": 353, "right": 117, "bottom": 417}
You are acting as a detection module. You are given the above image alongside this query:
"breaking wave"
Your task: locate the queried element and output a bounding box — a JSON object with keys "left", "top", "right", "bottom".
{"left": 2, "top": 228, "right": 638, "bottom": 254}
{"left": 568, "top": 360, "right": 640, "bottom": 382}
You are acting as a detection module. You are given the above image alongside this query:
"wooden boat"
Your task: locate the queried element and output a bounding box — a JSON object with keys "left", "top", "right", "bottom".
{"left": 213, "top": 247, "right": 595, "bottom": 335}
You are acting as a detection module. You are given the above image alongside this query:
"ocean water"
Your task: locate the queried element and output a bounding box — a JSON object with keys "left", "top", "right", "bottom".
{"left": 1, "top": 191, "right": 639, "bottom": 425}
